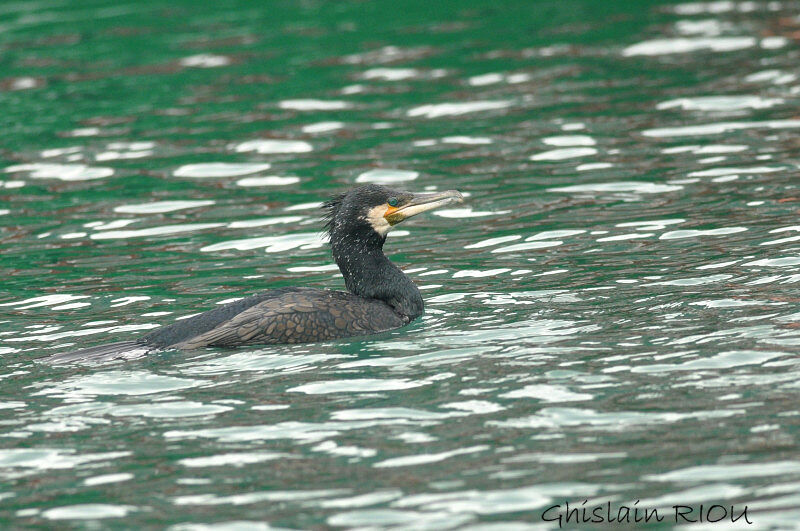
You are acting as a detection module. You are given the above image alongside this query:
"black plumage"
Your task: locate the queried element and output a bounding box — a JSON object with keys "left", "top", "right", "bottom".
{"left": 45, "top": 185, "right": 463, "bottom": 363}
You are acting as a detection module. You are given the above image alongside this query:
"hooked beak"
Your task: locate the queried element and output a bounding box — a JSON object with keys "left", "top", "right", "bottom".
{"left": 384, "top": 189, "right": 464, "bottom": 226}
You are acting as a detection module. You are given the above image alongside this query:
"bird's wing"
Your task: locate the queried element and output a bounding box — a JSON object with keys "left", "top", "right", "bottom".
{"left": 173, "top": 290, "right": 403, "bottom": 348}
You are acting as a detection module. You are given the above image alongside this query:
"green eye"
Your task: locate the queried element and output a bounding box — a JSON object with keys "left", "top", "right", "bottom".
{"left": 388, "top": 197, "right": 399, "bottom": 207}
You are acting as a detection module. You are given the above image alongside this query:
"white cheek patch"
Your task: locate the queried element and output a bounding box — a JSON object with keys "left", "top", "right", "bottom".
{"left": 365, "top": 204, "right": 392, "bottom": 236}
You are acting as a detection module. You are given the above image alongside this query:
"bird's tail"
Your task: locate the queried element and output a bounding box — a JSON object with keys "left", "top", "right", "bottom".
{"left": 43, "top": 341, "right": 153, "bottom": 364}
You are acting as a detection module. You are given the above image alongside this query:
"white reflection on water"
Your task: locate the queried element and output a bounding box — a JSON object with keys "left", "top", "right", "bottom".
{"left": 227, "top": 216, "right": 304, "bottom": 228}
{"left": 319, "top": 490, "right": 403, "bottom": 508}
{"left": 200, "top": 232, "right": 326, "bottom": 253}
{"left": 647, "top": 274, "right": 732, "bottom": 286}
{"left": 86, "top": 219, "right": 137, "bottom": 231}
{"left": 576, "top": 162, "right": 613, "bottom": 171}
{"left": 623, "top": 36, "right": 758, "bottom": 56}
{"left": 744, "top": 257, "right": 800, "bottom": 267}
{"left": 549, "top": 182, "right": 683, "bottom": 194}
{"left": 643, "top": 119, "right": 800, "bottom": 137}
{"left": 392, "top": 483, "right": 584, "bottom": 514}
{"left": 328, "top": 509, "right": 472, "bottom": 529}
{"left": 164, "top": 419, "right": 429, "bottom": 444}
{"left": 5, "top": 163, "right": 113, "bottom": 181}
{"left": 464, "top": 235, "right": 521, "bottom": 249}
{"left": 288, "top": 378, "right": 430, "bottom": 394}
{"left": 596, "top": 232, "right": 653, "bottom": 242}
{"left": 34, "top": 371, "right": 204, "bottom": 398}
{"left": 0, "top": 449, "right": 130, "bottom": 478}
{"left": 179, "top": 54, "right": 231, "bottom": 67}
{"left": 178, "top": 452, "right": 288, "bottom": 468}
{"left": 746, "top": 69, "right": 797, "bottom": 84}
{"left": 492, "top": 241, "right": 562, "bottom": 253}
{"left": 490, "top": 407, "right": 740, "bottom": 430}
{"left": 468, "top": 72, "right": 532, "bottom": 86}
{"left": 232, "top": 139, "right": 313, "bottom": 154}
{"left": 542, "top": 135, "right": 596, "bottom": 146}
{"left": 657, "top": 95, "right": 783, "bottom": 111}
{"left": 91, "top": 224, "right": 223, "bottom": 240}
{"left": 181, "top": 352, "right": 343, "bottom": 375}
{"left": 84, "top": 473, "right": 134, "bottom": 486}
{"left": 373, "top": 445, "right": 488, "bottom": 468}
{"left": 645, "top": 461, "right": 800, "bottom": 482}
{"left": 302, "top": 121, "right": 344, "bottom": 133}
{"left": 42, "top": 504, "right": 137, "bottom": 520}
{"left": 284, "top": 201, "right": 323, "bottom": 211}
{"left": 114, "top": 200, "right": 214, "bottom": 214}
{"left": 662, "top": 144, "right": 747, "bottom": 154}
{"left": 500, "top": 384, "right": 592, "bottom": 402}
{"left": 530, "top": 147, "right": 597, "bottom": 160}
{"left": 407, "top": 100, "right": 512, "bottom": 118}
{"left": 452, "top": 268, "right": 511, "bottom": 278}
{"left": 236, "top": 176, "right": 300, "bottom": 187}
{"left": 688, "top": 165, "right": 782, "bottom": 177}
{"left": 173, "top": 489, "right": 347, "bottom": 506}
{"left": 660, "top": 227, "right": 747, "bottom": 239}
{"left": 0, "top": 294, "right": 89, "bottom": 309}
{"left": 363, "top": 67, "right": 419, "bottom": 80}
{"left": 174, "top": 163, "right": 271, "bottom": 178}
{"left": 108, "top": 401, "right": 233, "bottom": 418}
{"left": 441, "top": 136, "right": 492, "bottom": 145}
{"left": 279, "top": 99, "right": 351, "bottom": 111}
{"left": 356, "top": 169, "right": 418, "bottom": 184}
{"left": 528, "top": 229, "right": 586, "bottom": 240}
{"left": 632, "top": 350, "right": 784, "bottom": 373}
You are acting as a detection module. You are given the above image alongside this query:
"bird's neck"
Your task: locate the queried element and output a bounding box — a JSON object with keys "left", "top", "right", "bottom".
{"left": 330, "top": 230, "right": 423, "bottom": 321}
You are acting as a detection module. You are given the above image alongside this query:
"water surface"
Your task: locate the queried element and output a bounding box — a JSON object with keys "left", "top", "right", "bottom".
{"left": 2, "top": 0, "right": 800, "bottom": 528}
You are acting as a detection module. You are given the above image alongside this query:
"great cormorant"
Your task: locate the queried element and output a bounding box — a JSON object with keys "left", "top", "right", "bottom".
{"left": 45, "top": 185, "right": 463, "bottom": 363}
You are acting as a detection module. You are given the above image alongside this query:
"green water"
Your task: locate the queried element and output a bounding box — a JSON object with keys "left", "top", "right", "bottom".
{"left": 2, "top": 0, "right": 800, "bottom": 528}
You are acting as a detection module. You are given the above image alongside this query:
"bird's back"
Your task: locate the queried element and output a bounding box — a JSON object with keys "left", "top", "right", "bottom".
{"left": 153, "top": 287, "right": 406, "bottom": 349}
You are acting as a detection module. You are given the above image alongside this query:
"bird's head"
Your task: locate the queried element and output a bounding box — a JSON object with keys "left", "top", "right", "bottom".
{"left": 323, "top": 184, "right": 464, "bottom": 241}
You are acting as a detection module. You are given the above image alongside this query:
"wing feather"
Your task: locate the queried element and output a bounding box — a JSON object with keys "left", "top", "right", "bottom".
{"left": 173, "top": 290, "right": 404, "bottom": 349}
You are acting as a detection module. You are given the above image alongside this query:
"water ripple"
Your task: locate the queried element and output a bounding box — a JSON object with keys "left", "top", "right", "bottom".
{"left": 5, "top": 1, "right": 800, "bottom": 528}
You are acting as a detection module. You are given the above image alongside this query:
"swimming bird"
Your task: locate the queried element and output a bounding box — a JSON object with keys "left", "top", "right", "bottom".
{"left": 45, "top": 185, "right": 463, "bottom": 363}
